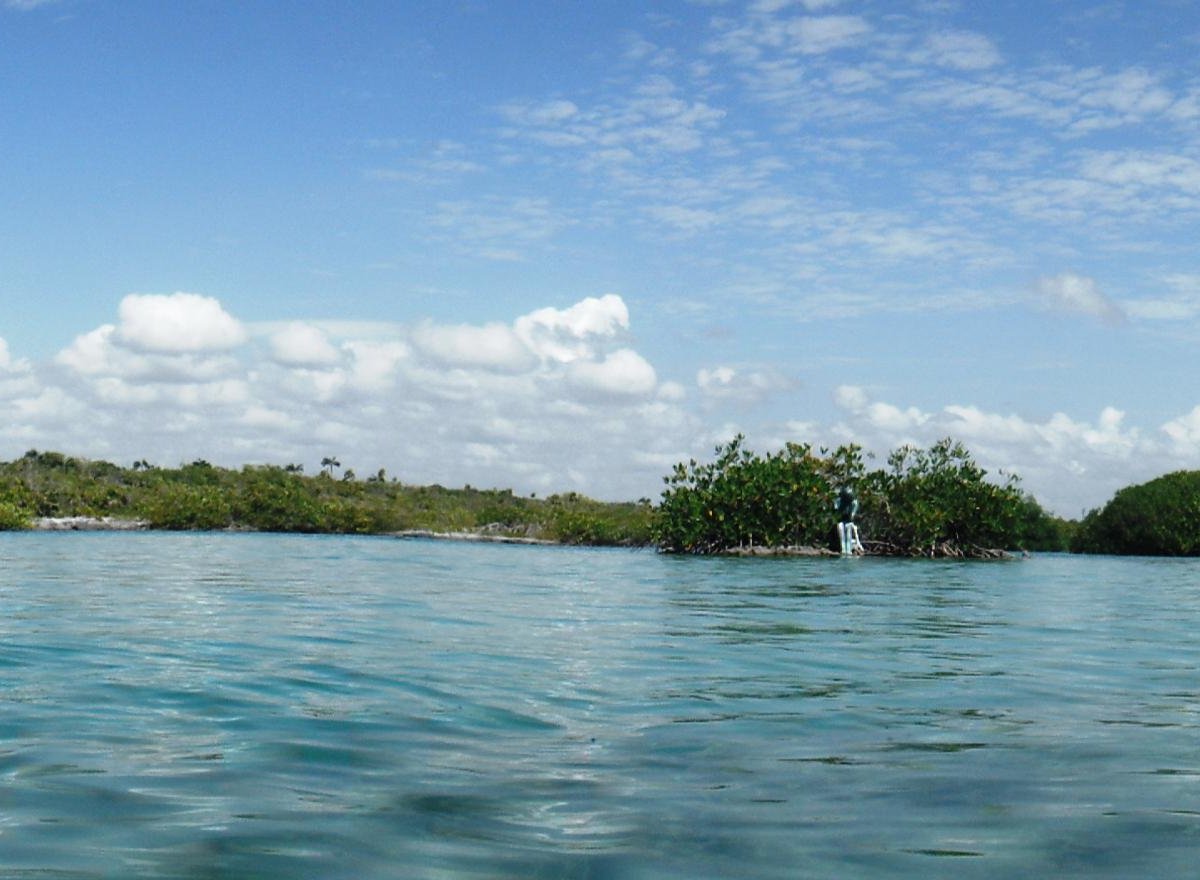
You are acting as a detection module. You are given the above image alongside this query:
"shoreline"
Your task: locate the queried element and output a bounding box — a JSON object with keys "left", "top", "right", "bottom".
{"left": 24, "top": 518, "right": 1012, "bottom": 558}
{"left": 391, "top": 529, "right": 559, "bottom": 546}
{"left": 32, "top": 516, "right": 151, "bottom": 531}
{"left": 27, "top": 518, "right": 563, "bottom": 545}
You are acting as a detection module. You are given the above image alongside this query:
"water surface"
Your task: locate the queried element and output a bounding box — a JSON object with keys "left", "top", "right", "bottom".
{"left": 1, "top": 533, "right": 1197, "bottom": 878}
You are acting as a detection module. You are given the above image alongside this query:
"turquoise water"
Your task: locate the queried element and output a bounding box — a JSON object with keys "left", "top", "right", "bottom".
{"left": 1, "top": 533, "right": 1198, "bottom": 878}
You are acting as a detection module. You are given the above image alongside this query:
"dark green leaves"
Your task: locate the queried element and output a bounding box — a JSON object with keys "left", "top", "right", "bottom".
{"left": 655, "top": 436, "right": 1056, "bottom": 556}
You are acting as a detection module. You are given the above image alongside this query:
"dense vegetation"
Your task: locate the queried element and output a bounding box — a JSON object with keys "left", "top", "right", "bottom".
{"left": 0, "top": 451, "right": 655, "bottom": 546}
{"left": 1071, "top": 470, "right": 1200, "bottom": 556}
{"left": 654, "top": 436, "right": 1068, "bottom": 557}
{"left": 5, "top": 442, "right": 1147, "bottom": 557}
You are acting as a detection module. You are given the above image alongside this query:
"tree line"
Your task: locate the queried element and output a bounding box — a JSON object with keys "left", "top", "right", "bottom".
{"left": 0, "top": 445, "right": 1193, "bottom": 556}
{"left": 0, "top": 450, "right": 654, "bottom": 545}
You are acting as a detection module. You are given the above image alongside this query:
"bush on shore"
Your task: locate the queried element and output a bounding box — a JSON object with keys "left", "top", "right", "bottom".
{"left": 654, "top": 436, "right": 1065, "bottom": 557}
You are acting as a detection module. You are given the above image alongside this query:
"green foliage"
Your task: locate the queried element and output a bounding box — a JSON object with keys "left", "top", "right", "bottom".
{"left": 0, "top": 451, "right": 653, "bottom": 544}
{"left": 0, "top": 494, "right": 29, "bottom": 528}
{"left": 861, "top": 439, "right": 1027, "bottom": 556}
{"left": 1013, "top": 494, "right": 1074, "bottom": 552}
{"left": 541, "top": 492, "right": 655, "bottom": 546}
{"left": 656, "top": 436, "right": 1053, "bottom": 556}
{"left": 1072, "top": 470, "right": 1200, "bottom": 555}
{"left": 654, "top": 435, "right": 838, "bottom": 553}
{"left": 140, "top": 483, "right": 234, "bottom": 530}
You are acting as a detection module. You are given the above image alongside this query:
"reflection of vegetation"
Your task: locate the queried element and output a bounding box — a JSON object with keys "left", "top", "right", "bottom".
{"left": 0, "top": 450, "right": 655, "bottom": 545}
{"left": 655, "top": 436, "right": 1067, "bottom": 557}
{"left": 1072, "top": 470, "right": 1200, "bottom": 556}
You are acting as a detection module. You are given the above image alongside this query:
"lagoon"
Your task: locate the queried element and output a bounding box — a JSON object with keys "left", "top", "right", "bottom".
{"left": 1, "top": 533, "right": 1197, "bottom": 878}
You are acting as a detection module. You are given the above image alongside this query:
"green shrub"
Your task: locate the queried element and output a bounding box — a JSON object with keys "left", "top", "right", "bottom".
{"left": 655, "top": 437, "right": 1045, "bottom": 556}
{"left": 655, "top": 436, "right": 838, "bottom": 553}
{"left": 1072, "top": 470, "right": 1200, "bottom": 555}
{"left": 140, "top": 484, "right": 233, "bottom": 530}
{"left": 0, "top": 499, "right": 30, "bottom": 530}
{"left": 860, "top": 439, "right": 1026, "bottom": 556}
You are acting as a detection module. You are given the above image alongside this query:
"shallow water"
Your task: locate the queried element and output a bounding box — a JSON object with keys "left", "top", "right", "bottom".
{"left": 1, "top": 533, "right": 1197, "bottom": 878}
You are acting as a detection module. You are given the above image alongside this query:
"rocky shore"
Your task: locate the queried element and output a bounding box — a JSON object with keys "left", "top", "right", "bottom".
{"left": 33, "top": 516, "right": 150, "bottom": 531}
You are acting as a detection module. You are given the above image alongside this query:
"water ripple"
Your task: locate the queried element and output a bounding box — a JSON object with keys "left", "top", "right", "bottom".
{"left": 2, "top": 536, "right": 1199, "bottom": 877}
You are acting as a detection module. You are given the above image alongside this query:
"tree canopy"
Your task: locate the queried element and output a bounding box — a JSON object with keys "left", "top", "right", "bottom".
{"left": 1071, "top": 470, "right": 1200, "bottom": 556}
{"left": 654, "top": 436, "right": 1065, "bottom": 556}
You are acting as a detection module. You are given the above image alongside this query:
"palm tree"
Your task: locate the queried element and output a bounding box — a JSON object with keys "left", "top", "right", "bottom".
{"left": 321, "top": 456, "right": 341, "bottom": 478}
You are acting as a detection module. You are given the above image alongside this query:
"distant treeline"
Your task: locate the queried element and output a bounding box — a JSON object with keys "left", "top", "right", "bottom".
{"left": 1071, "top": 470, "right": 1200, "bottom": 556}
{"left": 0, "top": 450, "right": 655, "bottom": 546}
{"left": 4, "top": 446, "right": 1193, "bottom": 557}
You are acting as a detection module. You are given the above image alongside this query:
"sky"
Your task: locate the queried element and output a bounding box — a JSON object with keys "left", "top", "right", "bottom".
{"left": 2, "top": 0, "right": 1199, "bottom": 517}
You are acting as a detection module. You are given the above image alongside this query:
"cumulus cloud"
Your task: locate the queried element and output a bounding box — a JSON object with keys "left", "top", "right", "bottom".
{"left": 12, "top": 291, "right": 685, "bottom": 500}
{"left": 513, "top": 294, "right": 630, "bottom": 363}
{"left": 1034, "top": 273, "right": 1126, "bottom": 324}
{"left": 56, "top": 324, "right": 240, "bottom": 383}
{"left": 1161, "top": 406, "right": 1200, "bottom": 454}
{"left": 116, "top": 292, "right": 248, "bottom": 353}
{"left": 568, "top": 349, "right": 658, "bottom": 397}
{"left": 411, "top": 321, "right": 535, "bottom": 372}
{"left": 16, "top": 288, "right": 1200, "bottom": 515}
{"left": 826, "top": 385, "right": 1180, "bottom": 515}
{"left": 268, "top": 322, "right": 340, "bottom": 367}
{"left": 834, "top": 384, "right": 928, "bottom": 436}
{"left": 0, "top": 337, "right": 31, "bottom": 374}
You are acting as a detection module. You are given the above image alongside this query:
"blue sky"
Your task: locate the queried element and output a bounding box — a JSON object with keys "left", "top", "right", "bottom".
{"left": 3, "top": 0, "right": 1199, "bottom": 516}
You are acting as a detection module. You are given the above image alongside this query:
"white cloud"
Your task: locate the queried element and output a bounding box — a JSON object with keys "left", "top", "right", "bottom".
{"left": 513, "top": 294, "right": 630, "bottom": 363}
{"left": 834, "top": 384, "right": 928, "bottom": 434}
{"left": 1162, "top": 406, "right": 1200, "bottom": 454}
{"left": 787, "top": 15, "right": 870, "bottom": 54}
{"left": 826, "top": 385, "right": 1176, "bottom": 514}
{"left": 0, "top": 337, "right": 31, "bottom": 374}
{"left": 567, "top": 349, "right": 658, "bottom": 397}
{"left": 13, "top": 291, "right": 688, "bottom": 499}
{"left": 33, "top": 305, "right": 1200, "bottom": 517}
{"left": 1034, "top": 273, "right": 1126, "bottom": 324}
{"left": 344, "top": 340, "right": 411, "bottom": 394}
{"left": 1077, "top": 67, "right": 1174, "bottom": 119}
{"left": 1078, "top": 150, "right": 1200, "bottom": 194}
{"left": 500, "top": 99, "right": 579, "bottom": 126}
{"left": 646, "top": 204, "right": 721, "bottom": 231}
{"left": 56, "top": 322, "right": 241, "bottom": 385}
{"left": 412, "top": 321, "right": 536, "bottom": 372}
{"left": 699, "top": 365, "right": 796, "bottom": 406}
{"left": 1124, "top": 274, "right": 1200, "bottom": 321}
{"left": 501, "top": 75, "right": 725, "bottom": 163}
{"left": 269, "top": 322, "right": 341, "bottom": 367}
{"left": 116, "top": 292, "right": 248, "bottom": 354}
{"left": 920, "top": 30, "right": 1002, "bottom": 70}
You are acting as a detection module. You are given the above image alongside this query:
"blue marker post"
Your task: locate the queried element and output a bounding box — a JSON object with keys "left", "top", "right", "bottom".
{"left": 835, "top": 486, "right": 864, "bottom": 556}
